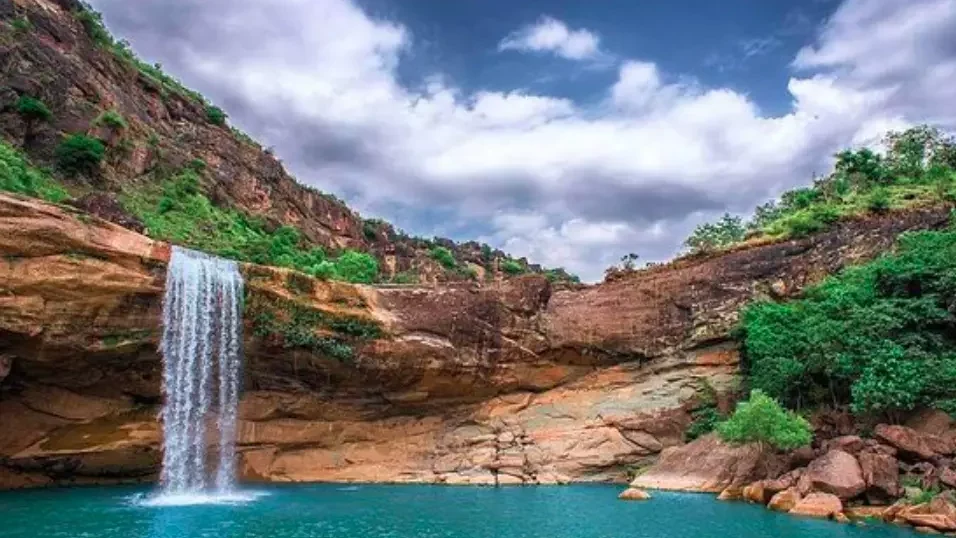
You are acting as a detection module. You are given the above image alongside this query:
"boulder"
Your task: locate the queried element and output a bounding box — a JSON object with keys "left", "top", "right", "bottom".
{"left": 789, "top": 492, "right": 844, "bottom": 519}
{"left": 742, "top": 482, "right": 768, "bottom": 504}
{"left": 825, "top": 435, "right": 864, "bottom": 454}
{"left": 618, "top": 487, "right": 651, "bottom": 501}
{"left": 788, "top": 445, "right": 817, "bottom": 468}
{"left": 768, "top": 488, "right": 802, "bottom": 512}
{"left": 899, "top": 497, "right": 956, "bottom": 532}
{"left": 875, "top": 424, "right": 937, "bottom": 460}
{"left": 630, "top": 434, "right": 785, "bottom": 493}
{"left": 717, "top": 487, "right": 743, "bottom": 501}
{"left": 858, "top": 451, "right": 901, "bottom": 501}
{"left": 806, "top": 449, "right": 866, "bottom": 500}
{"left": 940, "top": 467, "right": 956, "bottom": 489}
{"left": 907, "top": 410, "right": 953, "bottom": 435}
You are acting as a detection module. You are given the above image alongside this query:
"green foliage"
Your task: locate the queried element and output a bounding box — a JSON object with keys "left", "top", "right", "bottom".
{"left": 15, "top": 95, "right": 51, "bottom": 122}
{"left": 429, "top": 245, "right": 457, "bottom": 269}
{"left": 54, "top": 134, "right": 105, "bottom": 176}
{"left": 362, "top": 220, "right": 378, "bottom": 241}
{"left": 121, "top": 167, "right": 380, "bottom": 282}
{"left": 334, "top": 250, "right": 379, "bottom": 284}
{"left": 501, "top": 258, "right": 524, "bottom": 276}
{"left": 205, "top": 105, "right": 227, "bottom": 126}
{"left": 685, "top": 125, "right": 956, "bottom": 251}
{"left": 10, "top": 16, "right": 32, "bottom": 33}
{"left": 0, "top": 140, "right": 69, "bottom": 202}
{"left": 741, "top": 229, "right": 956, "bottom": 416}
{"left": 247, "top": 294, "right": 381, "bottom": 362}
{"left": 686, "top": 406, "right": 721, "bottom": 441}
{"left": 94, "top": 109, "right": 127, "bottom": 129}
{"left": 717, "top": 390, "right": 813, "bottom": 449}
{"left": 685, "top": 213, "right": 746, "bottom": 253}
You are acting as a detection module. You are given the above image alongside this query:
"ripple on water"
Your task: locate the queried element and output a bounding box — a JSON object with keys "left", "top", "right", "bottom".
{"left": 129, "top": 490, "right": 269, "bottom": 507}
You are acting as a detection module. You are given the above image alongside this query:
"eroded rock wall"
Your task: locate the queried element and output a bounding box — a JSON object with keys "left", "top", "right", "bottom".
{"left": 0, "top": 193, "right": 950, "bottom": 488}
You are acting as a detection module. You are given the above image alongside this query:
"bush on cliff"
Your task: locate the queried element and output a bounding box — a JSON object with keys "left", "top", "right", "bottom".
{"left": 682, "top": 125, "right": 956, "bottom": 254}
{"left": 16, "top": 95, "right": 52, "bottom": 123}
{"left": 429, "top": 246, "right": 457, "bottom": 269}
{"left": 717, "top": 390, "right": 813, "bottom": 450}
{"left": 122, "top": 167, "right": 380, "bottom": 282}
{"left": 0, "top": 141, "right": 69, "bottom": 202}
{"left": 741, "top": 228, "right": 956, "bottom": 418}
{"left": 54, "top": 134, "right": 105, "bottom": 176}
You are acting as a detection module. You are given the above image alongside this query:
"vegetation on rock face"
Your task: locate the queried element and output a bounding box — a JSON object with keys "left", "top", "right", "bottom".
{"left": 501, "top": 258, "right": 524, "bottom": 276}
{"left": 429, "top": 246, "right": 457, "bottom": 269}
{"left": 717, "top": 390, "right": 813, "bottom": 449}
{"left": 0, "top": 141, "right": 69, "bottom": 202}
{"left": 15, "top": 95, "right": 51, "bottom": 122}
{"left": 741, "top": 227, "right": 956, "bottom": 418}
{"left": 205, "top": 105, "right": 227, "bottom": 126}
{"left": 94, "top": 109, "right": 127, "bottom": 130}
{"left": 684, "top": 126, "right": 956, "bottom": 254}
{"left": 120, "top": 164, "right": 378, "bottom": 283}
{"left": 54, "top": 134, "right": 105, "bottom": 176}
{"left": 246, "top": 293, "right": 381, "bottom": 362}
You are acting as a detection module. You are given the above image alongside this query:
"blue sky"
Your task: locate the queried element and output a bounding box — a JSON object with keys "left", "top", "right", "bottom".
{"left": 89, "top": 0, "right": 956, "bottom": 281}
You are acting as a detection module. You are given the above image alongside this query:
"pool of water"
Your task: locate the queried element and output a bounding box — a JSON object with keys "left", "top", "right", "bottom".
{"left": 0, "top": 484, "right": 921, "bottom": 538}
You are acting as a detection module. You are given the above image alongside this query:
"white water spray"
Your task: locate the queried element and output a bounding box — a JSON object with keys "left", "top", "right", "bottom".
{"left": 158, "top": 246, "right": 243, "bottom": 497}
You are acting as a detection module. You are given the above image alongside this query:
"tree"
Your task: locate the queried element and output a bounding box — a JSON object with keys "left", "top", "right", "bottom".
{"left": 684, "top": 213, "right": 746, "bottom": 253}
{"left": 333, "top": 250, "right": 378, "bottom": 283}
{"left": 717, "top": 390, "right": 813, "bottom": 450}
{"left": 54, "top": 134, "right": 105, "bottom": 176}
{"left": 619, "top": 252, "right": 640, "bottom": 271}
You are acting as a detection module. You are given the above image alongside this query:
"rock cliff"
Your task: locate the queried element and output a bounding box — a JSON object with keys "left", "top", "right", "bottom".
{"left": 0, "top": 192, "right": 950, "bottom": 488}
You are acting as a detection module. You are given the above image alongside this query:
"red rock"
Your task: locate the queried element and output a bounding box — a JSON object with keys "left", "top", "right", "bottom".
{"left": 875, "top": 424, "right": 937, "bottom": 460}
{"left": 826, "top": 435, "right": 865, "bottom": 454}
{"left": 630, "top": 434, "right": 785, "bottom": 493}
{"left": 618, "top": 487, "right": 651, "bottom": 500}
{"left": 939, "top": 467, "right": 956, "bottom": 489}
{"left": 743, "top": 482, "right": 768, "bottom": 504}
{"left": 790, "top": 492, "right": 844, "bottom": 519}
{"left": 907, "top": 410, "right": 953, "bottom": 435}
{"left": 768, "top": 488, "right": 801, "bottom": 512}
{"left": 806, "top": 450, "right": 866, "bottom": 500}
{"left": 858, "top": 451, "right": 901, "bottom": 501}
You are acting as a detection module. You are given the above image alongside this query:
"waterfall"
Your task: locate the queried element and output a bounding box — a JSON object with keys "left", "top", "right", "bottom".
{"left": 159, "top": 246, "right": 243, "bottom": 496}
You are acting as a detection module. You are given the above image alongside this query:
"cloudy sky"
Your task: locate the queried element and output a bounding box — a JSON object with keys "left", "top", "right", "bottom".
{"left": 89, "top": 0, "right": 956, "bottom": 282}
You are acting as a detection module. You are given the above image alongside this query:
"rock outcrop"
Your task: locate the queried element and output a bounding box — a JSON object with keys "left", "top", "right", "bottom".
{"left": 0, "top": 192, "right": 952, "bottom": 489}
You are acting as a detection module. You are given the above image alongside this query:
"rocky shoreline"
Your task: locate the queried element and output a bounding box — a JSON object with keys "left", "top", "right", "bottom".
{"left": 623, "top": 410, "right": 956, "bottom": 533}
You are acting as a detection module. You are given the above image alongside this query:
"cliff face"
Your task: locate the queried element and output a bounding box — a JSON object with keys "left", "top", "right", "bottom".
{"left": 0, "top": 0, "right": 559, "bottom": 283}
{"left": 1, "top": 192, "right": 949, "bottom": 488}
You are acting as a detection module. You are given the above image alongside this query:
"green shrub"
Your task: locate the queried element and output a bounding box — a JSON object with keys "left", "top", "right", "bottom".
{"left": 717, "top": 390, "right": 813, "bottom": 450}
{"left": 334, "top": 250, "right": 378, "bottom": 283}
{"left": 94, "top": 109, "right": 127, "bottom": 129}
{"left": 54, "top": 134, "right": 105, "bottom": 176}
{"left": 742, "top": 229, "right": 956, "bottom": 417}
{"left": 206, "top": 105, "right": 227, "bottom": 126}
{"left": 501, "top": 258, "right": 524, "bottom": 276}
{"left": 429, "top": 246, "right": 456, "bottom": 269}
{"left": 10, "top": 16, "right": 32, "bottom": 33}
{"left": 0, "top": 141, "right": 69, "bottom": 202}
{"left": 391, "top": 271, "right": 417, "bottom": 284}
{"left": 686, "top": 406, "right": 721, "bottom": 441}
{"left": 684, "top": 213, "right": 746, "bottom": 253}
{"left": 867, "top": 187, "right": 891, "bottom": 213}
{"left": 16, "top": 95, "right": 51, "bottom": 122}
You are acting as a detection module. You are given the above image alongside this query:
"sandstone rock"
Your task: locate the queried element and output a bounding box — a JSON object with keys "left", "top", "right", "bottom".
{"left": 858, "top": 451, "right": 901, "bottom": 501}
{"left": 788, "top": 446, "right": 817, "bottom": 468}
{"left": 618, "top": 487, "right": 651, "bottom": 500}
{"left": 768, "top": 488, "right": 802, "bottom": 512}
{"left": 717, "top": 487, "right": 743, "bottom": 501}
{"left": 825, "top": 435, "right": 864, "bottom": 454}
{"left": 907, "top": 410, "right": 953, "bottom": 435}
{"left": 806, "top": 449, "right": 866, "bottom": 500}
{"left": 845, "top": 505, "right": 889, "bottom": 521}
{"left": 875, "top": 424, "right": 937, "bottom": 460}
{"left": 743, "top": 482, "right": 768, "bottom": 504}
{"left": 789, "top": 492, "right": 844, "bottom": 519}
{"left": 939, "top": 467, "right": 956, "bottom": 489}
{"left": 630, "top": 434, "right": 784, "bottom": 493}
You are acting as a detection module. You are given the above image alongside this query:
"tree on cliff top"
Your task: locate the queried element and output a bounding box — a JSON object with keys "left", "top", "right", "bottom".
{"left": 717, "top": 390, "right": 812, "bottom": 450}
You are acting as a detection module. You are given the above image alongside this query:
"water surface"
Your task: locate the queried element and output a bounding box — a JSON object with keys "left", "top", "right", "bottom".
{"left": 0, "top": 484, "right": 922, "bottom": 538}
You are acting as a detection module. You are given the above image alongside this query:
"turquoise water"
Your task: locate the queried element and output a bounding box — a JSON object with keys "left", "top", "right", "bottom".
{"left": 0, "top": 484, "right": 921, "bottom": 538}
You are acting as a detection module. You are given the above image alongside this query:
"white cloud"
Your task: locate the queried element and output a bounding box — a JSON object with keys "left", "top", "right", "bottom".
{"left": 498, "top": 16, "right": 604, "bottom": 61}
{"left": 91, "top": 0, "right": 956, "bottom": 282}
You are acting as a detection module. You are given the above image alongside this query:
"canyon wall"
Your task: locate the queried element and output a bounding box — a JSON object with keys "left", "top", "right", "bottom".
{"left": 1, "top": 192, "right": 950, "bottom": 488}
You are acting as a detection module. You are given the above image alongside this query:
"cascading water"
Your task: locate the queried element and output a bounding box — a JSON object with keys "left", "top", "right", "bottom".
{"left": 158, "top": 246, "right": 244, "bottom": 498}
